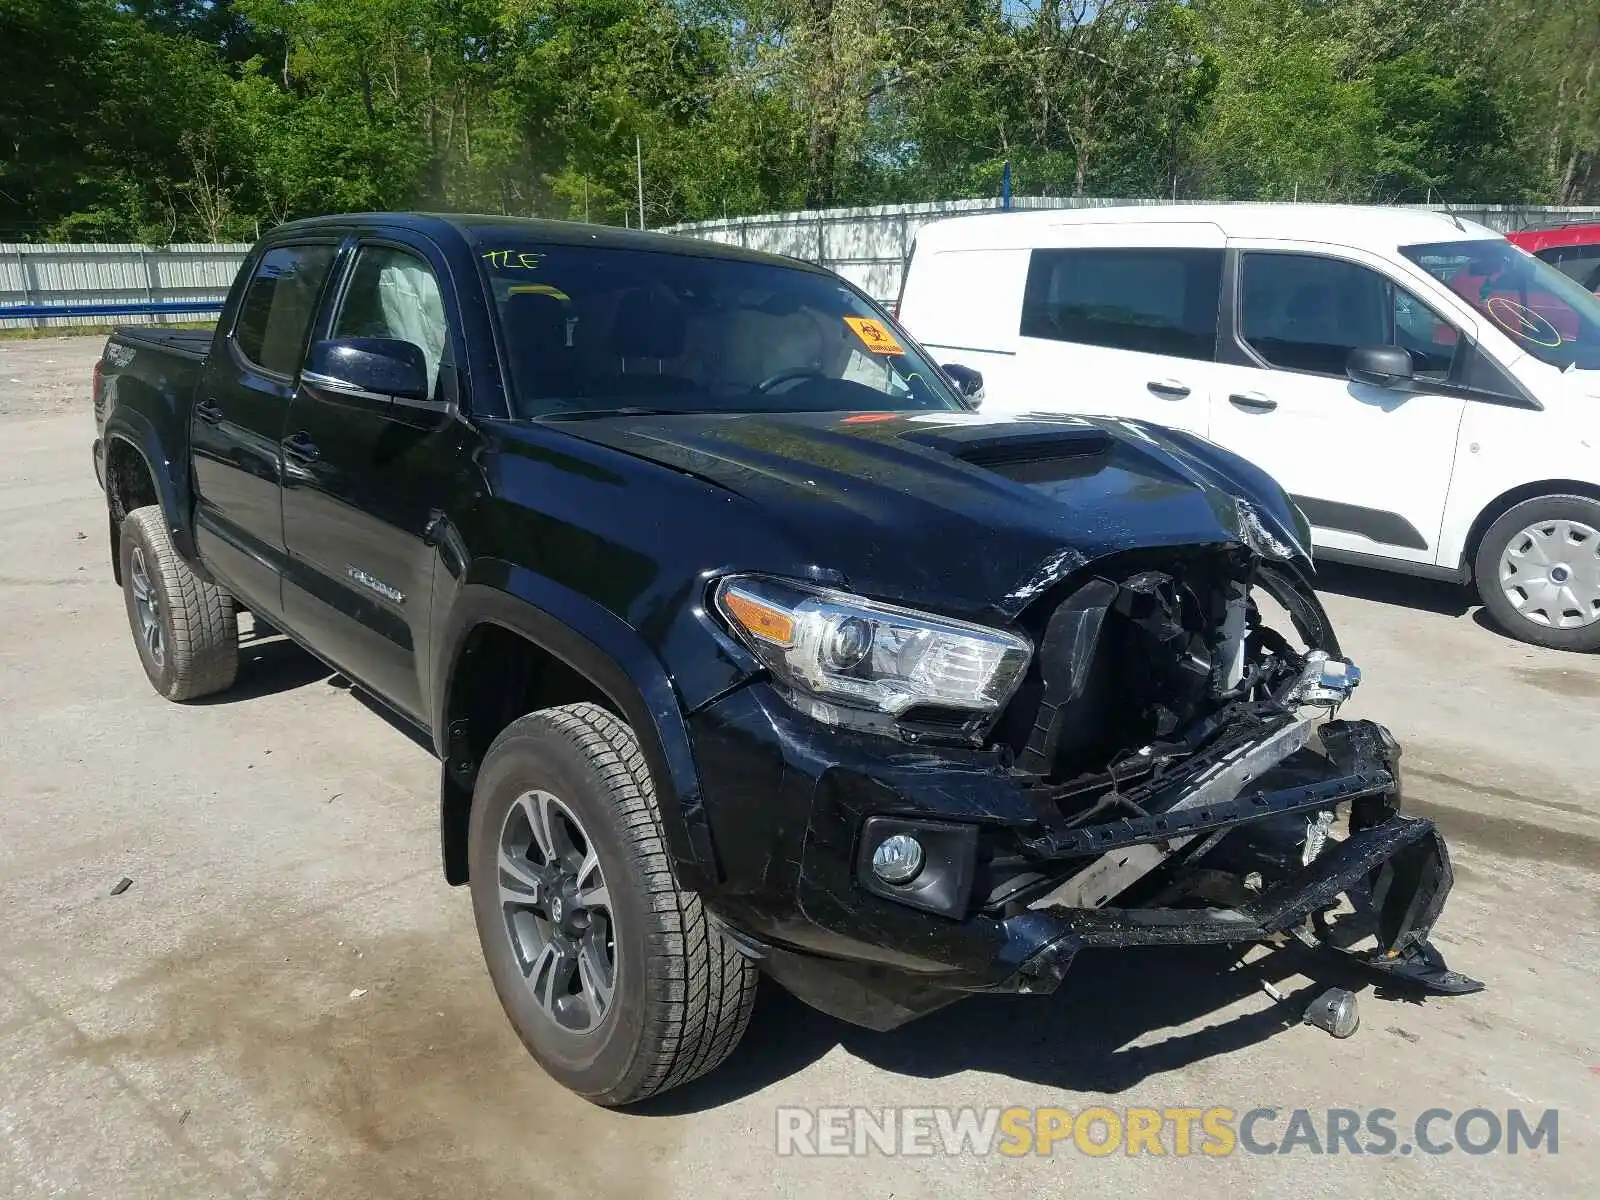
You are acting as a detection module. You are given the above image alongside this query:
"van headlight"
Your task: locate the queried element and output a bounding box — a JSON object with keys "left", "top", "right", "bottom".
{"left": 713, "top": 575, "right": 1032, "bottom": 723}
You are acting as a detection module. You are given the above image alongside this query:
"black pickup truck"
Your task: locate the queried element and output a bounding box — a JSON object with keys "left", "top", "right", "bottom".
{"left": 92, "top": 213, "right": 1478, "bottom": 1105}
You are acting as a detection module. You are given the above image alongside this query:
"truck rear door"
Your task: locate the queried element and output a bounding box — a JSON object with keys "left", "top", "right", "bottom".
{"left": 191, "top": 241, "right": 339, "bottom": 619}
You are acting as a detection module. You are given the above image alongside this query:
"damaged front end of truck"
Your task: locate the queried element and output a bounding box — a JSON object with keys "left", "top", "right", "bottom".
{"left": 991, "top": 550, "right": 1479, "bottom": 1001}
{"left": 587, "top": 409, "right": 1484, "bottom": 1032}
{"left": 724, "top": 541, "right": 1483, "bottom": 1032}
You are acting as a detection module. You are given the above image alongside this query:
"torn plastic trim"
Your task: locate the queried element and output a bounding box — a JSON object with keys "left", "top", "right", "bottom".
{"left": 1022, "top": 766, "right": 1393, "bottom": 860}
{"left": 1256, "top": 560, "right": 1342, "bottom": 657}
{"left": 1003, "top": 815, "right": 1459, "bottom": 989}
{"left": 1026, "top": 711, "right": 1318, "bottom": 907}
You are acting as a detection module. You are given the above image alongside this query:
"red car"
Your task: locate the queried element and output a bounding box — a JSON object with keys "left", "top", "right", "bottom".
{"left": 1506, "top": 222, "right": 1600, "bottom": 294}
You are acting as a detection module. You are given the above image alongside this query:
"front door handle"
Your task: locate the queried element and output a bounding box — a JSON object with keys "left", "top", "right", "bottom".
{"left": 282, "top": 432, "right": 321, "bottom": 463}
{"left": 195, "top": 399, "right": 224, "bottom": 424}
{"left": 1228, "top": 392, "right": 1278, "bottom": 413}
{"left": 422, "top": 510, "right": 446, "bottom": 547}
{"left": 1147, "top": 379, "right": 1191, "bottom": 399}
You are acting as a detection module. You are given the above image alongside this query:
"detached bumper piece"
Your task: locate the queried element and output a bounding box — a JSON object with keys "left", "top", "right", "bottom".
{"left": 990, "top": 715, "right": 1483, "bottom": 1002}
{"left": 1007, "top": 815, "right": 1480, "bottom": 996}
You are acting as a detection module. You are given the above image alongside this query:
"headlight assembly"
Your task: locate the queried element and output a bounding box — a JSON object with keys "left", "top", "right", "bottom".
{"left": 713, "top": 575, "right": 1032, "bottom": 731}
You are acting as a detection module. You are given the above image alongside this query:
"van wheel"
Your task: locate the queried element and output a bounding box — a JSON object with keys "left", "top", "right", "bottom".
{"left": 119, "top": 505, "right": 239, "bottom": 699}
{"left": 467, "top": 703, "right": 757, "bottom": 1106}
{"left": 1474, "top": 494, "right": 1600, "bottom": 652}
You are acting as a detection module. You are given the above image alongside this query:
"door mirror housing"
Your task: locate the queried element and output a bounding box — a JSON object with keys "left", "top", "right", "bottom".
{"left": 304, "top": 337, "right": 433, "bottom": 407}
{"left": 1346, "top": 345, "right": 1414, "bottom": 390}
{"left": 942, "top": 362, "right": 985, "bottom": 407}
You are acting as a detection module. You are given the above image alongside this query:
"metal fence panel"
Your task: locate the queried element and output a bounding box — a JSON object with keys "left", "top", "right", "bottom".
{"left": 0, "top": 243, "right": 250, "bottom": 331}
{"left": 8, "top": 202, "right": 1600, "bottom": 328}
{"left": 664, "top": 199, "right": 1600, "bottom": 303}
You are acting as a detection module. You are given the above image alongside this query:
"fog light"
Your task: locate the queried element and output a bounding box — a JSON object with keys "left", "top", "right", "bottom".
{"left": 1302, "top": 987, "right": 1360, "bottom": 1039}
{"left": 871, "top": 834, "right": 925, "bottom": 885}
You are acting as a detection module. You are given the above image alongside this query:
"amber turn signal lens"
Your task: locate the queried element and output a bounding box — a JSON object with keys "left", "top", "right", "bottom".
{"left": 721, "top": 588, "right": 796, "bottom": 647}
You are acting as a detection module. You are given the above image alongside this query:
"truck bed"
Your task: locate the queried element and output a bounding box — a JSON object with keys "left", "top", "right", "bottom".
{"left": 111, "top": 326, "right": 213, "bottom": 362}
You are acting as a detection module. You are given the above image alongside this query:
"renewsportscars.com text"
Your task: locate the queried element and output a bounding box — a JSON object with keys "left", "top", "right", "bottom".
{"left": 775, "top": 1106, "right": 1559, "bottom": 1158}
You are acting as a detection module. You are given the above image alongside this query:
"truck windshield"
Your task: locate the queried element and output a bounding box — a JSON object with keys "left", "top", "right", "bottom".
{"left": 473, "top": 238, "right": 966, "bottom": 417}
{"left": 1401, "top": 238, "right": 1600, "bottom": 371}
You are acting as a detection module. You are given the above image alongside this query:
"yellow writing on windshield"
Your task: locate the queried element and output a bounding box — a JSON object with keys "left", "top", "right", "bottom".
{"left": 483, "top": 250, "right": 545, "bottom": 270}
{"left": 508, "top": 284, "right": 571, "bottom": 301}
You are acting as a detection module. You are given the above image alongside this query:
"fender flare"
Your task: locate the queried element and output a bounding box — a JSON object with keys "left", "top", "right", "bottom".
{"left": 103, "top": 409, "right": 199, "bottom": 562}
{"left": 433, "top": 568, "right": 719, "bottom": 890}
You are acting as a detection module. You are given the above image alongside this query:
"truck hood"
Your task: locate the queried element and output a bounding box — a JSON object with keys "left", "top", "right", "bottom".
{"left": 548, "top": 410, "right": 1312, "bottom": 621}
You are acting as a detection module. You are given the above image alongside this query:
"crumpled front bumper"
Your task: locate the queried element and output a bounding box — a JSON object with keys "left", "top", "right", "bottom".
{"left": 994, "top": 812, "right": 1459, "bottom": 992}
{"left": 701, "top": 687, "right": 1480, "bottom": 1031}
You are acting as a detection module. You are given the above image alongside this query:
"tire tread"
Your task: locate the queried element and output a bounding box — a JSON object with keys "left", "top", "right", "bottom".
{"left": 121, "top": 506, "right": 238, "bottom": 700}
{"left": 483, "top": 703, "right": 757, "bottom": 1104}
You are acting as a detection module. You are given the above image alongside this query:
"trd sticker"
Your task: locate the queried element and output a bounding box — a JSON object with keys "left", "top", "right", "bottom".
{"left": 843, "top": 316, "right": 905, "bottom": 355}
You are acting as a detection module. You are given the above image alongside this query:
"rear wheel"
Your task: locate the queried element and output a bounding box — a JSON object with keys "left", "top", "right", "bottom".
{"left": 119, "top": 505, "right": 239, "bottom": 699}
{"left": 1474, "top": 494, "right": 1600, "bottom": 652}
{"left": 467, "top": 703, "right": 757, "bottom": 1106}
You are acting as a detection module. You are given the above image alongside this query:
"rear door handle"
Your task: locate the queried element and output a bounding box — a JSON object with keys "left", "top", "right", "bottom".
{"left": 1228, "top": 392, "right": 1278, "bottom": 413}
{"left": 1147, "top": 379, "right": 1191, "bottom": 399}
{"left": 282, "top": 432, "right": 321, "bottom": 463}
{"left": 195, "top": 400, "right": 224, "bottom": 424}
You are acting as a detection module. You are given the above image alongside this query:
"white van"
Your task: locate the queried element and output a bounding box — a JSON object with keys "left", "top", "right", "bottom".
{"left": 898, "top": 204, "right": 1600, "bottom": 651}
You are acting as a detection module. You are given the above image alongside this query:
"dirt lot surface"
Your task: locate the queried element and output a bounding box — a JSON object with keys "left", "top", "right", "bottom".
{"left": 2, "top": 337, "right": 1596, "bottom": 1198}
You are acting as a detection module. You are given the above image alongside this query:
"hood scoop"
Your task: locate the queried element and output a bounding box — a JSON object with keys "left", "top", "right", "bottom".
{"left": 907, "top": 425, "right": 1113, "bottom": 483}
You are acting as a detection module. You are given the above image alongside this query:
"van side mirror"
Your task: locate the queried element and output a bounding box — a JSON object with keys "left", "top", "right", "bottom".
{"left": 304, "top": 337, "right": 433, "bottom": 407}
{"left": 1346, "top": 346, "right": 1414, "bottom": 390}
{"left": 943, "top": 362, "right": 985, "bottom": 406}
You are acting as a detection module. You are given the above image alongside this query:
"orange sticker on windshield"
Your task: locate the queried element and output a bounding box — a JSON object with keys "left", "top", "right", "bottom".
{"left": 843, "top": 316, "right": 905, "bottom": 355}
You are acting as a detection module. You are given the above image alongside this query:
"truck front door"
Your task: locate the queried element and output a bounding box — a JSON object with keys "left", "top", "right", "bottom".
{"left": 279, "top": 238, "right": 462, "bottom": 721}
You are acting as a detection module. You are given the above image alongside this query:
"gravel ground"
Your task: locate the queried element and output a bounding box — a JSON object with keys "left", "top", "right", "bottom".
{"left": 1, "top": 336, "right": 1596, "bottom": 1198}
{"left": 0, "top": 336, "right": 113, "bottom": 417}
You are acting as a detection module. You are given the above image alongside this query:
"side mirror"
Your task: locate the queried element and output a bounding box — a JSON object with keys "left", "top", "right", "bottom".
{"left": 304, "top": 337, "right": 433, "bottom": 408}
{"left": 1346, "top": 345, "right": 1414, "bottom": 390}
{"left": 942, "top": 362, "right": 985, "bottom": 407}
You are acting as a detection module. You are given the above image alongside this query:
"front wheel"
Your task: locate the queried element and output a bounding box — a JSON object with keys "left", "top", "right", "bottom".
{"left": 467, "top": 703, "right": 757, "bottom": 1106}
{"left": 1474, "top": 494, "right": 1600, "bottom": 652}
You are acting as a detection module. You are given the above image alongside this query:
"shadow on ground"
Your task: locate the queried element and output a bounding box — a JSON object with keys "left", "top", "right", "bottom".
{"left": 1311, "top": 561, "right": 1474, "bottom": 618}
{"left": 194, "top": 633, "right": 331, "bottom": 703}
{"left": 644, "top": 942, "right": 1396, "bottom": 1116}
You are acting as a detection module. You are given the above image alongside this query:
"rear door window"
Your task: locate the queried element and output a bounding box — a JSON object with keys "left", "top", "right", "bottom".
{"left": 1239, "top": 252, "right": 1457, "bottom": 380}
{"left": 1019, "top": 247, "right": 1223, "bottom": 360}
{"left": 233, "top": 244, "right": 337, "bottom": 376}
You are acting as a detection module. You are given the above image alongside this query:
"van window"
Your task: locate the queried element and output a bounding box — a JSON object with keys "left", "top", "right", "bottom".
{"left": 233, "top": 244, "right": 337, "bottom": 376}
{"left": 1240, "top": 252, "right": 1455, "bottom": 379}
{"left": 1403, "top": 238, "right": 1600, "bottom": 371}
{"left": 1019, "top": 248, "right": 1222, "bottom": 361}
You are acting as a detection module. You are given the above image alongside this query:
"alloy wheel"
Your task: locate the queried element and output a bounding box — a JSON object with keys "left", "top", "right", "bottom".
{"left": 496, "top": 789, "right": 617, "bottom": 1033}
{"left": 128, "top": 545, "right": 165, "bottom": 667}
